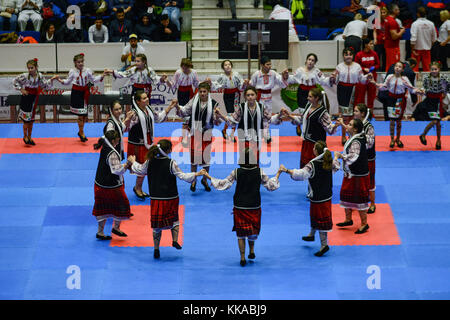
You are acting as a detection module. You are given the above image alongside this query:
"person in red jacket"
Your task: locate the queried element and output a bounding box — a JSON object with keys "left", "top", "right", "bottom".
{"left": 384, "top": 3, "right": 405, "bottom": 72}
{"left": 354, "top": 38, "right": 380, "bottom": 115}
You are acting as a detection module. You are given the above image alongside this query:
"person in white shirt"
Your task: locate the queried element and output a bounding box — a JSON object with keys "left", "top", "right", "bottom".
{"left": 268, "top": 2, "right": 301, "bottom": 72}
{"left": 88, "top": 17, "right": 109, "bottom": 44}
{"left": 437, "top": 10, "right": 450, "bottom": 71}
{"left": 121, "top": 33, "right": 145, "bottom": 71}
{"left": 343, "top": 13, "right": 368, "bottom": 53}
{"left": 17, "top": 0, "right": 42, "bottom": 31}
{"left": 410, "top": 7, "right": 437, "bottom": 72}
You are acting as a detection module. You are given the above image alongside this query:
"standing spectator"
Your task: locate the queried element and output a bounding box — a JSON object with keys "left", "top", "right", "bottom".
{"left": 0, "top": 0, "right": 18, "bottom": 31}
{"left": 88, "top": 16, "right": 109, "bottom": 43}
{"left": 17, "top": 0, "right": 42, "bottom": 31}
{"left": 134, "top": 13, "right": 157, "bottom": 42}
{"left": 410, "top": 7, "right": 437, "bottom": 72}
{"left": 109, "top": 7, "right": 133, "bottom": 42}
{"left": 384, "top": 3, "right": 405, "bottom": 72}
{"left": 373, "top": 5, "right": 388, "bottom": 71}
{"left": 217, "top": 0, "right": 236, "bottom": 19}
{"left": 56, "top": 13, "right": 83, "bottom": 42}
{"left": 159, "top": 0, "right": 183, "bottom": 31}
{"left": 343, "top": 13, "right": 368, "bottom": 53}
{"left": 121, "top": 34, "right": 145, "bottom": 70}
{"left": 40, "top": 22, "right": 56, "bottom": 42}
{"left": 437, "top": 10, "right": 450, "bottom": 72}
{"left": 152, "top": 13, "right": 179, "bottom": 42}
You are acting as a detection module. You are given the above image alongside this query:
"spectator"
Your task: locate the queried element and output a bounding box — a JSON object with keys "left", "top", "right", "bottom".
{"left": 217, "top": 0, "right": 236, "bottom": 19}
{"left": 341, "top": 0, "right": 364, "bottom": 15}
{"left": 410, "top": 7, "right": 436, "bottom": 72}
{"left": 159, "top": 0, "right": 183, "bottom": 31}
{"left": 437, "top": 10, "right": 450, "bottom": 71}
{"left": 111, "top": 0, "right": 133, "bottom": 20}
{"left": 17, "top": 0, "right": 43, "bottom": 31}
{"left": 373, "top": 5, "right": 388, "bottom": 71}
{"left": 343, "top": 13, "right": 368, "bottom": 53}
{"left": 0, "top": 0, "right": 19, "bottom": 31}
{"left": 88, "top": 16, "right": 109, "bottom": 43}
{"left": 133, "top": 0, "right": 156, "bottom": 20}
{"left": 134, "top": 13, "right": 157, "bottom": 42}
{"left": 152, "top": 13, "right": 179, "bottom": 41}
{"left": 40, "top": 22, "right": 55, "bottom": 42}
{"left": 57, "top": 13, "right": 83, "bottom": 42}
{"left": 109, "top": 7, "right": 133, "bottom": 42}
{"left": 384, "top": 3, "right": 405, "bottom": 72}
{"left": 121, "top": 33, "right": 145, "bottom": 70}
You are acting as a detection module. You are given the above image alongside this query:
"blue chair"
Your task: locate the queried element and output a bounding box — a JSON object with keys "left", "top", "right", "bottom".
{"left": 295, "top": 25, "right": 308, "bottom": 40}
{"left": 308, "top": 28, "right": 329, "bottom": 41}
{"left": 402, "top": 28, "right": 411, "bottom": 40}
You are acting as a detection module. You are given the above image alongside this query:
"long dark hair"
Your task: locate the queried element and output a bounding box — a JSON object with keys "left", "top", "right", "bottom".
{"left": 239, "top": 147, "right": 258, "bottom": 168}
{"left": 94, "top": 130, "right": 119, "bottom": 150}
{"left": 145, "top": 139, "right": 172, "bottom": 163}
{"left": 309, "top": 87, "right": 330, "bottom": 112}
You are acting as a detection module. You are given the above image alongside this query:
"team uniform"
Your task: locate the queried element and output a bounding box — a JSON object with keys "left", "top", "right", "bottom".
{"left": 414, "top": 74, "right": 450, "bottom": 121}
{"left": 210, "top": 167, "right": 280, "bottom": 240}
{"left": 211, "top": 71, "right": 246, "bottom": 115}
{"left": 354, "top": 49, "right": 380, "bottom": 111}
{"left": 169, "top": 68, "right": 199, "bottom": 106}
{"left": 177, "top": 94, "right": 222, "bottom": 166}
{"left": 288, "top": 104, "right": 338, "bottom": 168}
{"left": 92, "top": 137, "right": 132, "bottom": 222}
{"left": 113, "top": 66, "right": 162, "bottom": 96}
{"left": 339, "top": 132, "right": 370, "bottom": 211}
{"left": 363, "top": 115, "right": 376, "bottom": 192}
{"left": 131, "top": 156, "right": 197, "bottom": 232}
{"left": 286, "top": 66, "right": 329, "bottom": 115}
{"left": 12, "top": 72, "right": 51, "bottom": 122}
{"left": 250, "top": 69, "right": 288, "bottom": 113}
{"left": 379, "top": 74, "right": 416, "bottom": 120}
{"left": 104, "top": 116, "right": 129, "bottom": 160}
{"left": 384, "top": 15, "right": 401, "bottom": 72}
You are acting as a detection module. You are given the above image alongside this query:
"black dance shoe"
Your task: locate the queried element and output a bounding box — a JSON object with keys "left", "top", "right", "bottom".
{"left": 133, "top": 187, "right": 146, "bottom": 200}
{"left": 96, "top": 233, "right": 112, "bottom": 240}
{"left": 419, "top": 134, "right": 427, "bottom": 145}
{"left": 240, "top": 259, "right": 247, "bottom": 267}
{"left": 296, "top": 125, "right": 302, "bottom": 136}
{"left": 201, "top": 179, "right": 211, "bottom": 192}
{"left": 396, "top": 139, "right": 404, "bottom": 148}
{"left": 190, "top": 181, "right": 196, "bottom": 192}
{"left": 367, "top": 205, "right": 376, "bottom": 214}
{"left": 389, "top": 140, "right": 395, "bottom": 148}
{"left": 154, "top": 249, "right": 160, "bottom": 259}
{"left": 436, "top": 141, "right": 441, "bottom": 150}
{"left": 248, "top": 253, "right": 255, "bottom": 259}
{"left": 112, "top": 228, "right": 127, "bottom": 237}
{"left": 302, "top": 235, "right": 315, "bottom": 242}
{"left": 336, "top": 220, "right": 353, "bottom": 227}
{"left": 355, "top": 224, "right": 369, "bottom": 234}
{"left": 314, "top": 245, "right": 329, "bottom": 257}
{"left": 28, "top": 139, "right": 36, "bottom": 145}
{"left": 172, "top": 241, "right": 182, "bottom": 250}
{"left": 77, "top": 132, "right": 88, "bottom": 142}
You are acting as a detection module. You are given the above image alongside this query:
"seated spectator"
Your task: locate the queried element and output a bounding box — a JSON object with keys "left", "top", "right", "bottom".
{"left": 111, "top": 0, "right": 133, "bottom": 20}
{"left": 0, "top": 0, "right": 19, "bottom": 31}
{"left": 341, "top": 0, "right": 364, "bottom": 15}
{"left": 121, "top": 33, "right": 145, "bottom": 70}
{"left": 159, "top": 0, "right": 183, "bottom": 31}
{"left": 40, "top": 22, "right": 56, "bottom": 42}
{"left": 133, "top": 0, "right": 156, "bottom": 21}
{"left": 88, "top": 16, "right": 108, "bottom": 43}
{"left": 109, "top": 7, "right": 132, "bottom": 42}
{"left": 152, "top": 13, "right": 179, "bottom": 41}
{"left": 57, "top": 13, "right": 83, "bottom": 42}
{"left": 17, "top": 0, "right": 43, "bottom": 31}
{"left": 135, "top": 13, "right": 157, "bottom": 42}
{"left": 343, "top": 13, "right": 368, "bottom": 53}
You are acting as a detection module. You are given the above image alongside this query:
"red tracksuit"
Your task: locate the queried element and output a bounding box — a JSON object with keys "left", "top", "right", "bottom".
{"left": 354, "top": 50, "right": 380, "bottom": 110}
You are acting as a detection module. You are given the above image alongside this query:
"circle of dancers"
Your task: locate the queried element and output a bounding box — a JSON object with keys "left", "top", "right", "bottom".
{"left": 12, "top": 52, "right": 449, "bottom": 266}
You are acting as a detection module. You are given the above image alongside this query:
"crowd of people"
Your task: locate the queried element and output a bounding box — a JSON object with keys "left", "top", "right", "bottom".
{"left": 0, "top": 0, "right": 184, "bottom": 43}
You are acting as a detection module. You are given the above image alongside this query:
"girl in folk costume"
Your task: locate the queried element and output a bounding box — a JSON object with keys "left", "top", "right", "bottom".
{"left": 167, "top": 58, "right": 199, "bottom": 147}
{"left": 108, "top": 53, "right": 168, "bottom": 96}
{"left": 373, "top": 61, "right": 423, "bottom": 148}
{"left": 215, "top": 86, "right": 279, "bottom": 166}
{"left": 103, "top": 100, "right": 135, "bottom": 160}
{"left": 209, "top": 59, "right": 247, "bottom": 142}
{"left": 328, "top": 47, "right": 372, "bottom": 145}
{"left": 128, "top": 90, "right": 178, "bottom": 200}
{"left": 13, "top": 58, "right": 52, "bottom": 145}
{"left": 203, "top": 148, "right": 282, "bottom": 267}
{"left": 417, "top": 61, "right": 449, "bottom": 150}
{"left": 174, "top": 81, "right": 223, "bottom": 192}
{"left": 249, "top": 55, "right": 289, "bottom": 143}
{"left": 280, "top": 88, "right": 340, "bottom": 168}
{"left": 52, "top": 53, "right": 106, "bottom": 142}
{"left": 334, "top": 118, "right": 371, "bottom": 234}
{"left": 92, "top": 130, "right": 133, "bottom": 240}
{"left": 354, "top": 38, "right": 380, "bottom": 115}
{"left": 128, "top": 139, "right": 204, "bottom": 259}
{"left": 279, "top": 141, "right": 340, "bottom": 257}
{"left": 286, "top": 53, "right": 330, "bottom": 136}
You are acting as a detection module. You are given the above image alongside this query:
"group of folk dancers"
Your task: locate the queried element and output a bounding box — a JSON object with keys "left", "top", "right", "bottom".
{"left": 12, "top": 51, "right": 449, "bottom": 265}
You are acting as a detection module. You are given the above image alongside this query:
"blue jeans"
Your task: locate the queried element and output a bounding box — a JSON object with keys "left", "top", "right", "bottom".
{"left": 0, "top": 14, "right": 18, "bottom": 31}
{"left": 162, "top": 6, "right": 180, "bottom": 31}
